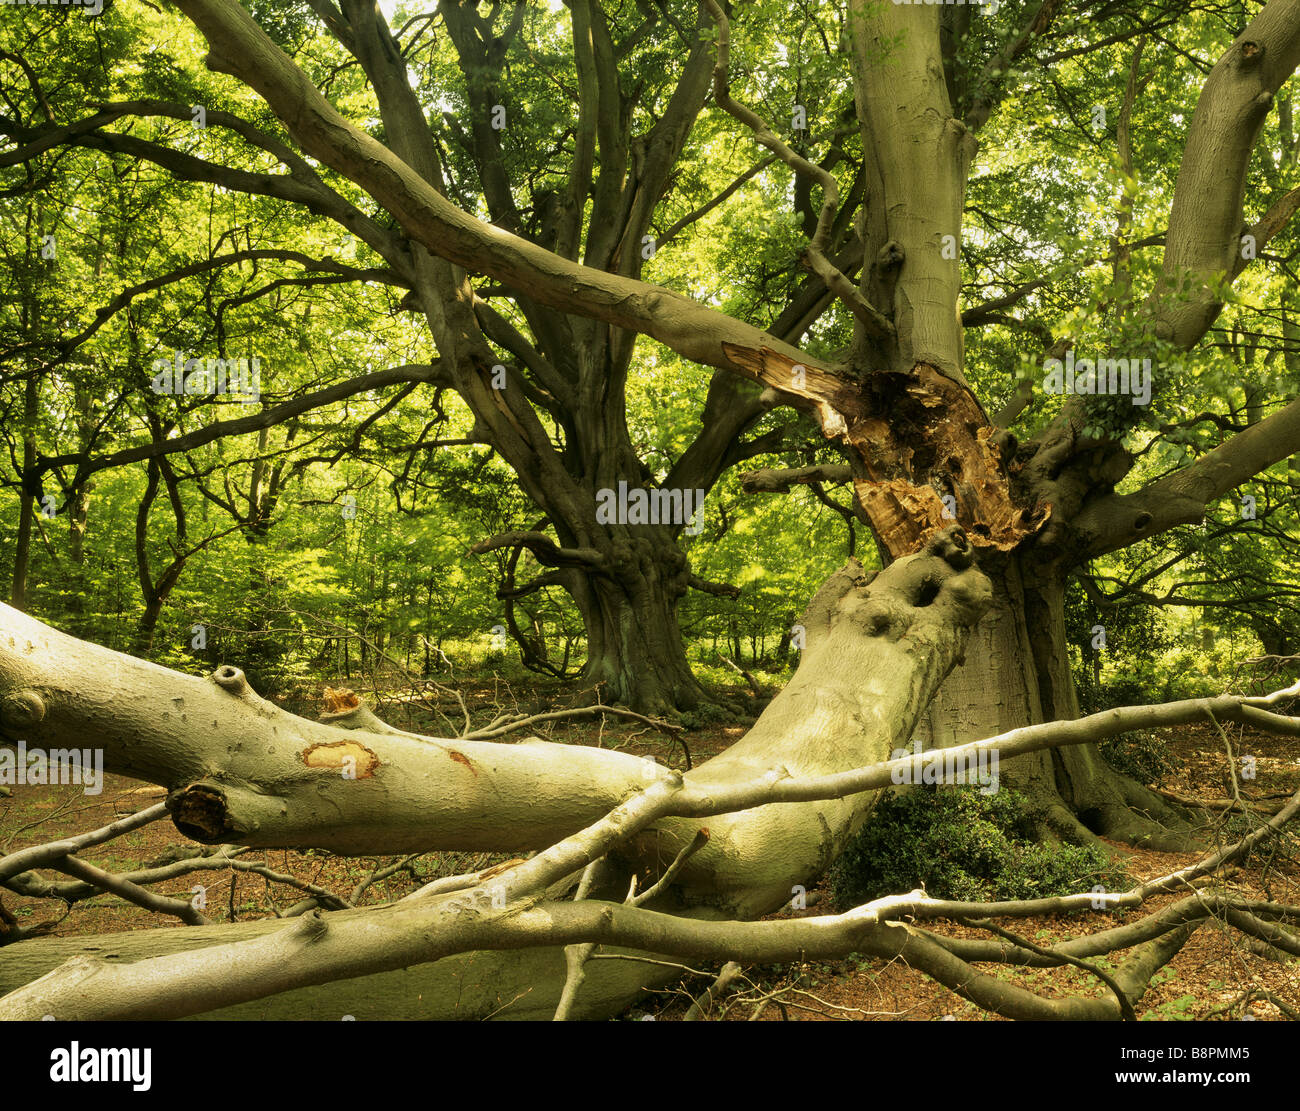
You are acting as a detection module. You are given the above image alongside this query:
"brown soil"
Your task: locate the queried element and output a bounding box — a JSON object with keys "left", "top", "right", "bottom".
{"left": 2, "top": 685, "right": 1297, "bottom": 1021}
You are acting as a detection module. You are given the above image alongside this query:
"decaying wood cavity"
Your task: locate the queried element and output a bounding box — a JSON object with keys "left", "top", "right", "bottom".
{"left": 322, "top": 686, "right": 360, "bottom": 713}
{"left": 721, "top": 344, "right": 1045, "bottom": 558}
{"left": 169, "top": 783, "right": 237, "bottom": 843}
{"left": 848, "top": 365, "right": 1048, "bottom": 558}
{"left": 301, "top": 740, "right": 379, "bottom": 778}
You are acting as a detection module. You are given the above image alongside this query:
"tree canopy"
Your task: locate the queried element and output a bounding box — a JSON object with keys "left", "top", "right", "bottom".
{"left": 0, "top": 0, "right": 1299, "bottom": 1029}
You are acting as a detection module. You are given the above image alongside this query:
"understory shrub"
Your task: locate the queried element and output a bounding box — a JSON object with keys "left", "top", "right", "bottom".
{"left": 1099, "top": 730, "right": 1183, "bottom": 784}
{"left": 829, "top": 786, "right": 1130, "bottom": 908}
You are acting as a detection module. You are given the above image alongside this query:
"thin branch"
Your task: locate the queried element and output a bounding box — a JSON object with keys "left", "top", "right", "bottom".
{"left": 702, "top": 0, "right": 893, "bottom": 338}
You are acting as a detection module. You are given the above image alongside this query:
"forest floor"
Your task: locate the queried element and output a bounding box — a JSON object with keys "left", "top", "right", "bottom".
{"left": 2, "top": 673, "right": 1298, "bottom": 1021}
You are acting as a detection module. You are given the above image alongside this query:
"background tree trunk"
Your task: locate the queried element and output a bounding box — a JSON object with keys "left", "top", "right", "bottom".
{"left": 9, "top": 376, "right": 38, "bottom": 612}
{"left": 566, "top": 546, "right": 706, "bottom": 712}
{"left": 915, "top": 555, "right": 1190, "bottom": 847}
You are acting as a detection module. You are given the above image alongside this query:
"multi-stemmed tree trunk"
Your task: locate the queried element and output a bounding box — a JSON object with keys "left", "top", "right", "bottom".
{"left": 2, "top": 0, "right": 1300, "bottom": 1019}
{"left": 325, "top": 0, "right": 806, "bottom": 714}
{"left": 801, "top": 0, "right": 1300, "bottom": 846}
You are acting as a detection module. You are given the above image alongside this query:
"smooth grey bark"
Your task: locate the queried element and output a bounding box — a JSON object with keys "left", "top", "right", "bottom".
{"left": 8, "top": 685, "right": 1296, "bottom": 1020}
{"left": 0, "top": 528, "right": 990, "bottom": 1017}
{"left": 1154, "top": 0, "right": 1300, "bottom": 348}
{"left": 0, "top": 925, "right": 651, "bottom": 1020}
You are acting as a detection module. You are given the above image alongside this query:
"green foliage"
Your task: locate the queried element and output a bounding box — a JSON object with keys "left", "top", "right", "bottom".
{"left": 1065, "top": 577, "right": 1181, "bottom": 711}
{"left": 1147, "top": 992, "right": 1198, "bottom": 1020}
{"left": 829, "top": 787, "right": 1130, "bottom": 908}
{"left": 1, "top": 0, "right": 1297, "bottom": 730}
{"left": 676, "top": 701, "right": 735, "bottom": 730}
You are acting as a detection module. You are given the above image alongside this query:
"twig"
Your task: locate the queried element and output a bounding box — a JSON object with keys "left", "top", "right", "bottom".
{"left": 720, "top": 655, "right": 763, "bottom": 698}
{"left": 958, "top": 916, "right": 1136, "bottom": 1021}
{"left": 683, "top": 961, "right": 744, "bottom": 1020}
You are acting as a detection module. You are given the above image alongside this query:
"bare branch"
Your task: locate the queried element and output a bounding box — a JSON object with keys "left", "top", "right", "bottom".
{"left": 0, "top": 804, "right": 167, "bottom": 884}
{"left": 741, "top": 463, "right": 852, "bottom": 495}
{"left": 52, "top": 856, "right": 208, "bottom": 926}
{"left": 469, "top": 531, "right": 606, "bottom": 569}
{"left": 702, "top": 0, "right": 893, "bottom": 338}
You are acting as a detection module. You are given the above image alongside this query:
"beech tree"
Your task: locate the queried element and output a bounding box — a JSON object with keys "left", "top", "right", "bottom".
{"left": 1, "top": 0, "right": 1300, "bottom": 1021}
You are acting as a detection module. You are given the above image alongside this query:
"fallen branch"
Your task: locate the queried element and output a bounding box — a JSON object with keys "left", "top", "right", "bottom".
{"left": 0, "top": 803, "right": 168, "bottom": 884}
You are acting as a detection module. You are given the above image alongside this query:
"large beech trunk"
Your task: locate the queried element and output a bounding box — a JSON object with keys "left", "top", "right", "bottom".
{"left": 915, "top": 554, "right": 1188, "bottom": 847}
{"left": 0, "top": 529, "right": 990, "bottom": 1018}
{"left": 0, "top": 927, "right": 649, "bottom": 1021}
{"left": 622, "top": 531, "right": 991, "bottom": 919}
